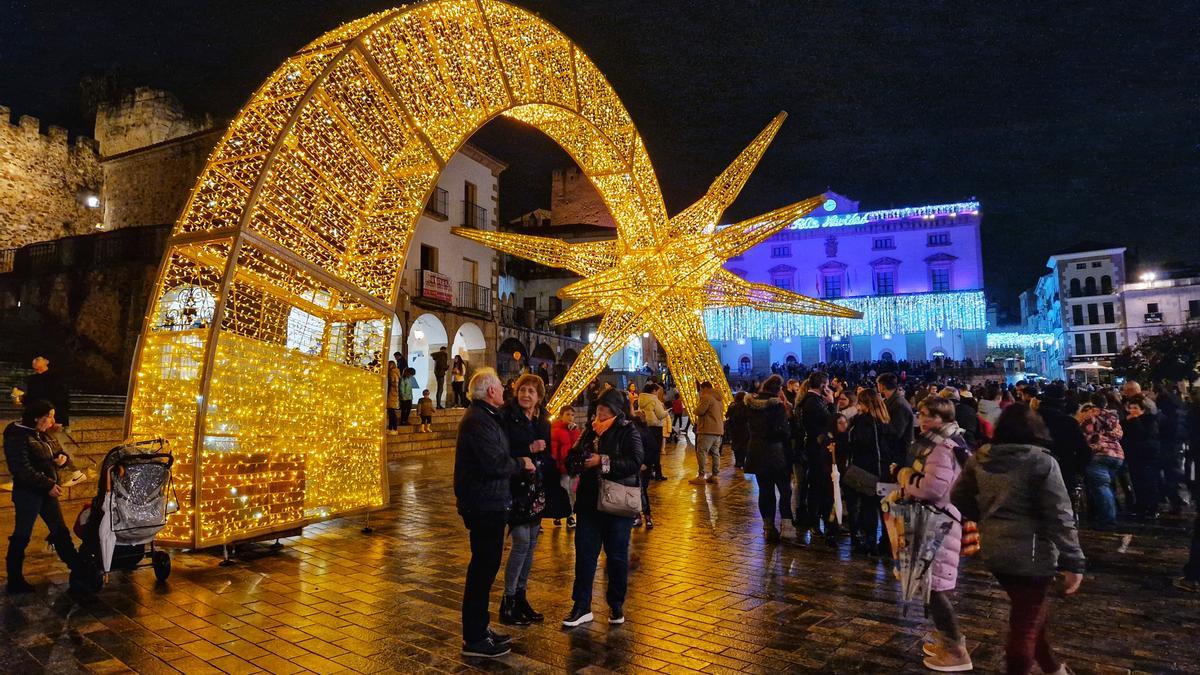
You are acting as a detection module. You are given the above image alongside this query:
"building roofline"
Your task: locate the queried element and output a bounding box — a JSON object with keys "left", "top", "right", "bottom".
{"left": 1046, "top": 246, "right": 1127, "bottom": 265}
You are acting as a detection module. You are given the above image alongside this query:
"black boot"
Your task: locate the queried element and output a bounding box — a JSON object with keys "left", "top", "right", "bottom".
{"left": 499, "top": 595, "right": 530, "bottom": 626}
{"left": 6, "top": 537, "right": 34, "bottom": 594}
{"left": 514, "top": 589, "right": 544, "bottom": 623}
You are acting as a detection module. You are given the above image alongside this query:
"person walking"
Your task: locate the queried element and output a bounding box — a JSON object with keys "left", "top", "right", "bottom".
{"left": 386, "top": 360, "right": 400, "bottom": 434}
{"left": 1081, "top": 394, "right": 1124, "bottom": 529}
{"left": 399, "top": 367, "right": 417, "bottom": 425}
{"left": 498, "top": 374, "right": 552, "bottom": 626}
{"left": 726, "top": 391, "right": 751, "bottom": 472}
{"left": 433, "top": 346, "right": 450, "bottom": 409}
{"left": 844, "top": 389, "right": 893, "bottom": 555}
{"left": 451, "top": 355, "right": 468, "bottom": 408}
{"left": 691, "top": 382, "right": 725, "bottom": 484}
{"left": 951, "top": 404, "right": 1085, "bottom": 675}
{"left": 893, "top": 397, "right": 971, "bottom": 672}
{"left": 1121, "top": 395, "right": 1161, "bottom": 519}
{"left": 454, "top": 369, "right": 535, "bottom": 658}
{"left": 638, "top": 383, "right": 668, "bottom": 482}
{"left": 4, "top": 399, "right": 82, "bottom": 594}
{"left": 551, "top": 406, "right": 582, "bottom": 529}
{"left": 562, "top": 387, "right": 643, "bottom": 628}
{"left": 747, "top": 375, "right": 793, "bottom": 542}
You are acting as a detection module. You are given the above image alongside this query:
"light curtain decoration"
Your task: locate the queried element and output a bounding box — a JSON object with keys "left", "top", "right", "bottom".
{"left": 455, "top": 113, "right": 860, "bottom": 414}
{"left": 704, "top": 290, "right": 986, "bottom": 342}
{"left": 986, "top": 332, "right": 1055, "bottom": 350}
{"left": 130, "top": 0, "right": 850, "bottom": 547}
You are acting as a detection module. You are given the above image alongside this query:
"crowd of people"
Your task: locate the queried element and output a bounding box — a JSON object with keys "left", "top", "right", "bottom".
{"left": 452, "top": 358, "right": 1200, "bottom": 673}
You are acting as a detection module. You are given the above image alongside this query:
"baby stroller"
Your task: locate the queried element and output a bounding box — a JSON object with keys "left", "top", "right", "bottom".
{"left": 72, "top": 439, "right": 176, "bottom": 591}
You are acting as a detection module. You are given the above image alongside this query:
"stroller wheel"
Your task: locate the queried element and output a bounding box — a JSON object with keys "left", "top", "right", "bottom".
{"left": 152, "top": 551, "right": 171, "bottom": 582}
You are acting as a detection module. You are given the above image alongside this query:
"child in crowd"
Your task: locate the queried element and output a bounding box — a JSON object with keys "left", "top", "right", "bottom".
{"left": 417, "top": 389, "right": 435, "bottom": 432}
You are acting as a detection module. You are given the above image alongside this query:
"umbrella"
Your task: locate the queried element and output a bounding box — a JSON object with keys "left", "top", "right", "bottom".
{"left": 885, "top": 501, "right": 956, "bottom": 605}
{"left": 830, "top": 463, "right": 843, "bottom": 525}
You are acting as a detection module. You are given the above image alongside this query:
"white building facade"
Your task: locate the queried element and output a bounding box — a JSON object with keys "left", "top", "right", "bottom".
{"left": 706, "top": 192, "right": 988, "bottom": 375}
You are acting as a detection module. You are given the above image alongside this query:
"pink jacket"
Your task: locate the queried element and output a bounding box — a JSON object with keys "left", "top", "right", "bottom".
{"left": 901, "top": 424, "right": 966, "bottom": 592}
{"left": 1082, "top": 409, "right": 1124, "bottom": 460}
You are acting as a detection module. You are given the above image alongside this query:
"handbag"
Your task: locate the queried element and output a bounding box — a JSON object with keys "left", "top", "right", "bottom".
{"left": 842, "top": 419, "right": 881, "bottom": 496}
{"left": 597, "top": 477, "right": 642, "bottom": 518}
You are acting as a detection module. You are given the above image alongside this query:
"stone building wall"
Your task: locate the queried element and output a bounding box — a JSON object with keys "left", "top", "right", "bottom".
{"left": 0, "top": 106, "right": 103, "bottom": 249}
{"left": 550, "top": 166, "right": 616, "bottom": 228}
{"left": 94, "top": 87, "right": 214, "bottom": 158}
{"left": 101, "top": 129, "right": 222, "bottom": 230}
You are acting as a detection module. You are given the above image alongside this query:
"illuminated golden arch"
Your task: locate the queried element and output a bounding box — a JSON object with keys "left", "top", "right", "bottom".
{"left": 125, "top": 0, "right": 687, "bottom": 547}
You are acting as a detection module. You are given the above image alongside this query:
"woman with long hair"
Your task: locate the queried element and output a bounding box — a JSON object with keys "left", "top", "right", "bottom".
{"left": 952, "top": 404, "right": 1084, "bottom": 675}
{"left": 845, "top": 389, "right": 892, "bottom": 555}
{"left": 747, "top": 375, "right": 793, "bottom": 542}
{"left": 498, "top": 374, "right": 552, "bottom": 625}
{"left": 451, "top": 355, "right": 468, "bottom": 408}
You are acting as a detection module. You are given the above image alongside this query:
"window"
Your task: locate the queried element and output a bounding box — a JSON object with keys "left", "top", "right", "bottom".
{"left": 930, "top": 268, "right": 951, "bottom": 292}
{"left": 1106, "top": 332, "right": 1117, "bottom": 354}
{"left": 1147, "top": 302, "right": 1159, "bottom": 313}
{"left": 1101, "top": 275, "right": 1112, "bottom": 293}
{"left": 772, "top": 276, "right": 793, "bottom": 290}
{"left": 420, "top": 244, "right": 438, "bottom": 272}
{"left": 1103, "top": 302, "right": 1114, "bottom": 323}
{"left": 1075, "top": 263, "right": 1088, "bottom": 270}
{"left": 822, "top": 274, "right": 842, "bottom": 298}
{"left": 1091, "top": 261, "right": 1102, "bottom": 268}
{"left": 523, "top": 296, "right": 537, "bottom": 311}
{"left": 1189, "top": 299, "right": 1200, "bottom": 319}
{"left": 1090, "top": 333, "right": 1102, "bottom": 354}
{"left": 875, "top": 270, "right": 895, "bottom": 295}
{"left": 1072, "top": 305, "right": 1084, "bottom": 325}
{"left": 770, "top": 245, "right": 791, "bottom": 258}
{"left": 927, "top": 232, "right": 951, "bottom": 246}
{"left": 1087, "top": 304, "right": 1098, "bottom": 325}
{"left": 872, "top": 237, "right": 895, "bottom": 250}
{"left": 1084, "top": 277, "right": 1097, "bottom": 295}
{"left": 1075, "top": 334, "right": 1086, "bottom": 355}
{"left": 548, "top": 296, "right": 562, "bottom": 314}
{"left": 462, "top": 258, "right": 477, "bottom": 285}
{"left": 1069, "top": 278, "right": 1081, "bottom": 297}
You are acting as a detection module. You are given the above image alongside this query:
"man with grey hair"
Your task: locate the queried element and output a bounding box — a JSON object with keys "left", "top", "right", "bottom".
{"left": 454, "top": 367, "right": 534, "bottom": 658}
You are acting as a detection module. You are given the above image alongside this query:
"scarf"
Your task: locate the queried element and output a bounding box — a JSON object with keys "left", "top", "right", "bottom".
{"left": 591, "top": 415, "right": 616, "bottom": 436}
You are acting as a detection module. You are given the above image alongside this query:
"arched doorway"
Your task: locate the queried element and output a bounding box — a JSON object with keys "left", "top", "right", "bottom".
{"left": 123, "top": 0, "right": 711, "bottom": 548}
{"left": 407, "top": 313, "right": 448, "bottom": 395}
{"left": 829, "top": 342, "right": 850, "bottom": 363}
{"left": 497, "top": 337, "right": 528, "bottom": 382}
{"left": 451, "top": 321, "right": 486, "bottom": 376}
{"left": 532, "top": 342, "right": 555, "bottom": 383}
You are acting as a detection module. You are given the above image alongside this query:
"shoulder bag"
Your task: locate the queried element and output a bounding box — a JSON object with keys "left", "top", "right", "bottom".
{"left": 842, "top": 419, "right": 881, "bottom": 496}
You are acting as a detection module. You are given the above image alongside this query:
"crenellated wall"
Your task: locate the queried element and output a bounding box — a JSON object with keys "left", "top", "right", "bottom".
{"left": 550, "top": 166, "right": 616, "bottom": 228}
{"left": 0, "top": 106, "right": 103, "bottom": 249}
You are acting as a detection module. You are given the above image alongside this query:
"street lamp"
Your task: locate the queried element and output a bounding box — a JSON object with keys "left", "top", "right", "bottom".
{"left": 1139, "top": 271, "right": 1157, "bottom": 282}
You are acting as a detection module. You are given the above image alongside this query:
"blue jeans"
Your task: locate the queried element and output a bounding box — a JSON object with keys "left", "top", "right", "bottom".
{"left": 571, "top": 510, "right": 633, "bottom": 610}
{"left": 1085, "top": 456, "right": 1123, "bottom": 527}
{"left": 504, "top": 521, "right": 540, "bottom": 595}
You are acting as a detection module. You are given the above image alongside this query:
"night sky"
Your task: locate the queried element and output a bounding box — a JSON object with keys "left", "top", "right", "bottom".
{"left": 2, "top": 1, "right": 1195, "bottom": 316}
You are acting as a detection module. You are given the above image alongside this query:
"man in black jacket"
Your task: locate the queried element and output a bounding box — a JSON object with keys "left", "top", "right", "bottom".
{"left": 797, "top": 372, "right": 837, "bottom": 538}
{"left": 454, "top": 367, "right": 534, "bottom": 658}
{"left": 433, "top": 346, "right": 450, "bottom": 408}
{"left": 876, "top": 373, "right": 914, "bottom": 466}
{"left": 1037, "top": 384, "right": 1091, "bottom": 492}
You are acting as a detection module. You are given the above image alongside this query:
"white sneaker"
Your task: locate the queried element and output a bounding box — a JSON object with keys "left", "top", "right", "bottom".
{"left": 61, "top": 471, "right": 87, "bottom": 488}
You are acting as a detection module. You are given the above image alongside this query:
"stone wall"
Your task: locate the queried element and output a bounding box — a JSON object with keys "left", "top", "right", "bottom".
{"left": 0, "top": 106, "right": 103, "bottom": 249}
{"left": 550, "top": 166, "right": 616, "bottom": 228}
{"left": 94, "top": 88, "right": 214, "bottom": 158}
{"left": 101, "top": 129, "right": 222, "bottom": 230}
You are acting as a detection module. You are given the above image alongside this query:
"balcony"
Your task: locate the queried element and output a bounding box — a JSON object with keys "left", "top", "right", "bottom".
{"left": 456, "top": 281, "right": 492, "bottom": 317}
{"left": 462, "top": 201, "right": 488, "bottom": 229}
{"left": 425, "top": 187, "right": 448, "bottom": 219}
{"left": 415, "top": 268, "right": 453, "bottom": 306}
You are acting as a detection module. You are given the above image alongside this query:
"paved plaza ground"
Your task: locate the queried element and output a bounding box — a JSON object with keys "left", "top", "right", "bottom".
{"left": 2, "top": 440, "right": 1198, "bottom": 674}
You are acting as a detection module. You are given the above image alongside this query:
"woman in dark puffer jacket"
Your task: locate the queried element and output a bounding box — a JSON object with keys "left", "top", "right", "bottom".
{"left": 746, "top": 375, "right": 792, "bottom": 542}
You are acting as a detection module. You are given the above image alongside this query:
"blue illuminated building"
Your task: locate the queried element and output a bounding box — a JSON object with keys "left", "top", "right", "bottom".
{"left": 707, "top": 191, "right": 987, "bottom": 373}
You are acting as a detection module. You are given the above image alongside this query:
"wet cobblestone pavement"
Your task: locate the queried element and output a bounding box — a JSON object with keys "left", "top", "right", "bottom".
{"left": 3, "top": 441, "right": 1198, "bottom": 673}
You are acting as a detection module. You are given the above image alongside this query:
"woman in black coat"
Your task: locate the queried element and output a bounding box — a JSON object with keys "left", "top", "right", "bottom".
{"left": 563, "top": 387, "right": 644, "bottom": 627}
{"left": 3, "top": 399, "right": 80, "bottom": 593}
{"left": 498, "top": 375, "right": 552, "bottom": 625}
{"left": 725, "top": 392, "right": 751, "bottom": 470}
{"left": 844, "top": 389, "right": 893, "bottom": 554}
{"left": 746, "top": 375, "right": 792, "bottom": 542}
{"left": 1121, "top": 395, "right": 1161, "bottom": 518}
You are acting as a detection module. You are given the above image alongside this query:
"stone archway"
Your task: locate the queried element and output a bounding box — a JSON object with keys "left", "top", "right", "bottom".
{"left": 407, "top": 313, "right": 449, "bottom": 395}
{"left": 124, "top": 0, "right": 663, "bottom": 548}
{"left": 451, "top": 321, "right": 487, "bottom": 374}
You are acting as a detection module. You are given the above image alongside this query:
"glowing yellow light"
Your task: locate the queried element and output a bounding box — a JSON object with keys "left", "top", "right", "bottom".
{"left": 454, "top": 115, "right": 860, "bottom": 414}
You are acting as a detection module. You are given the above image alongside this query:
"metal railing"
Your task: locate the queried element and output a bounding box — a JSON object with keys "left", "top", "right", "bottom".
{"left": 463, "top": 201, "right": 488, "bottom": 229}
{"left": 456, "top": 281, "right": 492, "bottom": 315}
{"left": 426, "top": 187, "right": 448, "bottom": 218}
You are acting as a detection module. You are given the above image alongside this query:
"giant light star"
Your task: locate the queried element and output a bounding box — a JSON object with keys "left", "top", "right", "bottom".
{"left": 455, "top": 113, "right": 862, "bottom": 414}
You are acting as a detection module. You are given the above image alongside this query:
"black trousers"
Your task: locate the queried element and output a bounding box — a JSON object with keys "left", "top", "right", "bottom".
{"left": 452, "top": 381, "right": 466, "bottom": 407}
{"left": 435, "top": 371, "right": 447, "bottom": 407}
{"left": 399, "top": 399, "right": 413, "bottom": 424}
{"left": 8, "top": 489, "right": 78, "bottom": 572}
{"left": 461, "top": 510, "right": 507, "bottom": 643}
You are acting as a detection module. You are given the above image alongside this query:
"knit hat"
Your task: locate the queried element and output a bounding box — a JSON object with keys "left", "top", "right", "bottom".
{"left": 597, "top": 387, "right": 628, "bottom": 416}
